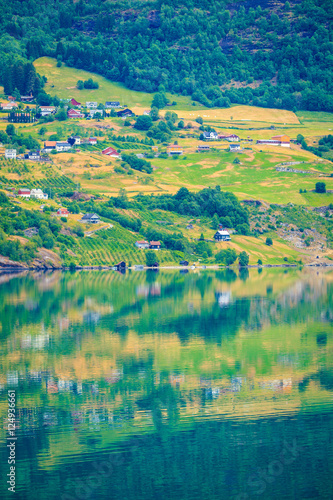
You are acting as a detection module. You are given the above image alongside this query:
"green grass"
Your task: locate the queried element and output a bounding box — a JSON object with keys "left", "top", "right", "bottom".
{"left": 34, "top": 57, "right": 197, "bottom": 111}
{"left": 151, "top": 150, "right": 333, "bottom": 205}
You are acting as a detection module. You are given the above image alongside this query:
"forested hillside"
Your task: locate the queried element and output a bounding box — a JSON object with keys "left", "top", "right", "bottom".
{"left": 0, "top": 0, "right": 333, "bottom": 110}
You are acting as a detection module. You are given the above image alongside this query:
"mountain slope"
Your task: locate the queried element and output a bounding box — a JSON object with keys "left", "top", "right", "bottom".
{"left": 0, "top": 0, "right": 333, "bottom": 111}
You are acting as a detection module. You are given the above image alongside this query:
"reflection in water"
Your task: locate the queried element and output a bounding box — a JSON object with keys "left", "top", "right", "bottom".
{"left": 0, "top": 268, "right": 333, "bottom": 500}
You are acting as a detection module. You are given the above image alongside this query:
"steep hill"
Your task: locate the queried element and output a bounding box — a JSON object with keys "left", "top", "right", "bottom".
{"left": 0, "top": 0, "right": 333, "bottom": 111}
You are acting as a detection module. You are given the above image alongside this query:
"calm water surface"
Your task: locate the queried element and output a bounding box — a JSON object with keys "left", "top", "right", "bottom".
{"left": 0, "top": 268, "right": 333, "bottom": 500}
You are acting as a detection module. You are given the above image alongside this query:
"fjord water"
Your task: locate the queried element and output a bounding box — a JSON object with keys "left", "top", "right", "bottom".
{"left": 0, "top": 268, "right": 333, "bottom": 500}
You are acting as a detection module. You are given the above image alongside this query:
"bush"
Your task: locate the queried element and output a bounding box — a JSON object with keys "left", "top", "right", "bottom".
{"left": 257, "top": 259, "right": 263, "bottom": 265}
{"left": 215, "top": 248, "right": 237, "bottom": 265}
{"left": 315, "top": 182, "right": 326, "bottom": 193}
{"left": 266, "top": 237, "right": 273, "bottom": 246}
{"left": 146, "top": 250, "right": 158, "bottom": 267}
{"left": 83, "top": 79, "right": 99, "bottom": 89}
{"left": 134, "top": 115, "right": 152, "bottom": 130}
{"left": 238, "top": 251, "right": 249, "bottom": 267}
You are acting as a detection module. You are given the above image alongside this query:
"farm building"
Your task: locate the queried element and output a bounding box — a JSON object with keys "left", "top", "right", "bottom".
{"left": 80, "top": 213, "right": 100, "bottom": 224}
{"left": 56, "top": 207, "right": 69, "bottom": 217}
{"left": 18, "top": 188, "right": 30, "bottom": 198}
{"left": 44, "top": 141, "right": 57, "bottom": 151}
{"left": 271, "top": 135, "right": 290, "bottom": 146}
{"left": 102, "top": 147, "right": 119, "bottom": 157}
{"left": 67, "top": 109, "right": 84, "bottom": 119}
{"left": 117, "top": 108, "right": 134, "bottom": 118}
{"left": 167, "top": 145, "right": 183, "bottom": 155}
{"left": 198, "top": 145, "right": 210, "bottom": 152}
{"left": 256, "top": 137, "right": 290, "bottom": 147}
{"left": 135, "top": 241, "right": 150, "bottom": 249}
{"left": 70, "top": 98, "right": 81, "bottom": 107}
{"left": 214, "top": 229, "right": 231, "bottom": 241}
{"left": 105, "top": 101, "right": 120, "bottom": 108}
{"left": 5, "top": 149, "right": 16, "bottom": 159}
{"left": 149, "top": 241, "right": 161, "bottom": 249}
{"left": 88, "top": 137, "right": 97, "bottom": 145}
{"left": 86, "top": 102, "right": 98, "bottom": 108}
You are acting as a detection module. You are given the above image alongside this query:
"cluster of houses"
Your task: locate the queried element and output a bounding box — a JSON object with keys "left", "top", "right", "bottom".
{"left": 135, "top": 240, "right": 161, "bottom": 250}
{"left": 66, "top": 99, "right": 134, "bottom": 120}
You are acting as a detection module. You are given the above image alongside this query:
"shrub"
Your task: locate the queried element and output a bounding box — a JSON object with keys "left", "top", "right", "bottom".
{"left": 146, "top": 250, "right": 158, "bottom": 267}
{"left": 238, "top": 251, "right": 249, "bottom": 267}
{"left": 266, "top": 237, "right": 273, "bottom": 246}
{"left": 315, "top": 182, "right": 326, "bottom": 193}
{"left": 215, "top": 248, "right": 237, "bottom": 265}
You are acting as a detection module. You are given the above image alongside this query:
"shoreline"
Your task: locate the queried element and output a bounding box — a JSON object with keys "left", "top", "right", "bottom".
{"left": 1, "top": 263, "right": 332, "bottom": 274}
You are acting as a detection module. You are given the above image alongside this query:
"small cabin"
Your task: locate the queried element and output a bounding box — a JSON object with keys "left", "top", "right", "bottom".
{"left": 114, "top": 261, "right": 126, "bottom": 271}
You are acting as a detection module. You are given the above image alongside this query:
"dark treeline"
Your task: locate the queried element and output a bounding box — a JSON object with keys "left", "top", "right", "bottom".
{"left": 0, "top": 0, "right": 333, "bottom": 111}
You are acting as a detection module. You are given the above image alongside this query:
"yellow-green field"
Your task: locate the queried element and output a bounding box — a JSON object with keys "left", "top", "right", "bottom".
{"left": 34, "top": 57, "right": 198, "bottom": 111}
{"left": 165, "top": 105, "right": 300, "bottom": 124}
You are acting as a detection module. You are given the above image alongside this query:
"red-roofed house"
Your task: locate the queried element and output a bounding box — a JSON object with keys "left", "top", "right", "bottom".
{"left": 102, "top": 147, "right": 119, "bottom": 157}
{"left": 88, "top": 137, "right": 97, "bottom": 145}
{"left": 18, "top": 188, "right": 31, "bottom": 198}
{"left": 56, "top": 207, "right": 69, "bottom": 217}
{"left": 67, "top": 109, "right": 84, "bottom": 119}
{"left": 70, "top": 98, "right": 81, "bottom": 107}
{"left": 149, "top": 241, "right": 161, "bottom": 250}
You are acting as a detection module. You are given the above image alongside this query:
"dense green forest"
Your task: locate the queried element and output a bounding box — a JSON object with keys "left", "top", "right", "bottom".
{"left": 0, "top": 0, "right": 333, "bottom": 111}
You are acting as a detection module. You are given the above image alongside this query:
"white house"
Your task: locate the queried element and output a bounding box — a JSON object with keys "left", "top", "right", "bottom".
{"left": 226, "top": 134, "right": 240, "bottom": 142}
{"left": 86, "top": 102, "right": 98, "bottom": 108}
{"left": 203, "top": 131, "right": 219, "bottom": 140}
{"left": 40, "top": 106, "right": 56, "bottom": 116}
{"left": 5, "top": 149, "right": 16, "bottom": 159}
{"left": 213, "top": 229, "right": 231, "bottom": 241}
{"left": 30, "top": 189, "right": 48, "bottom": 200}
{"left": 56, "top": 142, "right": 71, "bottom": 152}
{"left": 229, "top": 144, "right": 241, "bottom": 151}
{"left": 89, "top": 109, "right": 103, "bottom": 117}
{"left": 135, "top": 241, "right": 150, "bottom": 249}
{"left": 1, "top": 102, "right": 18, "bottom": 111}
